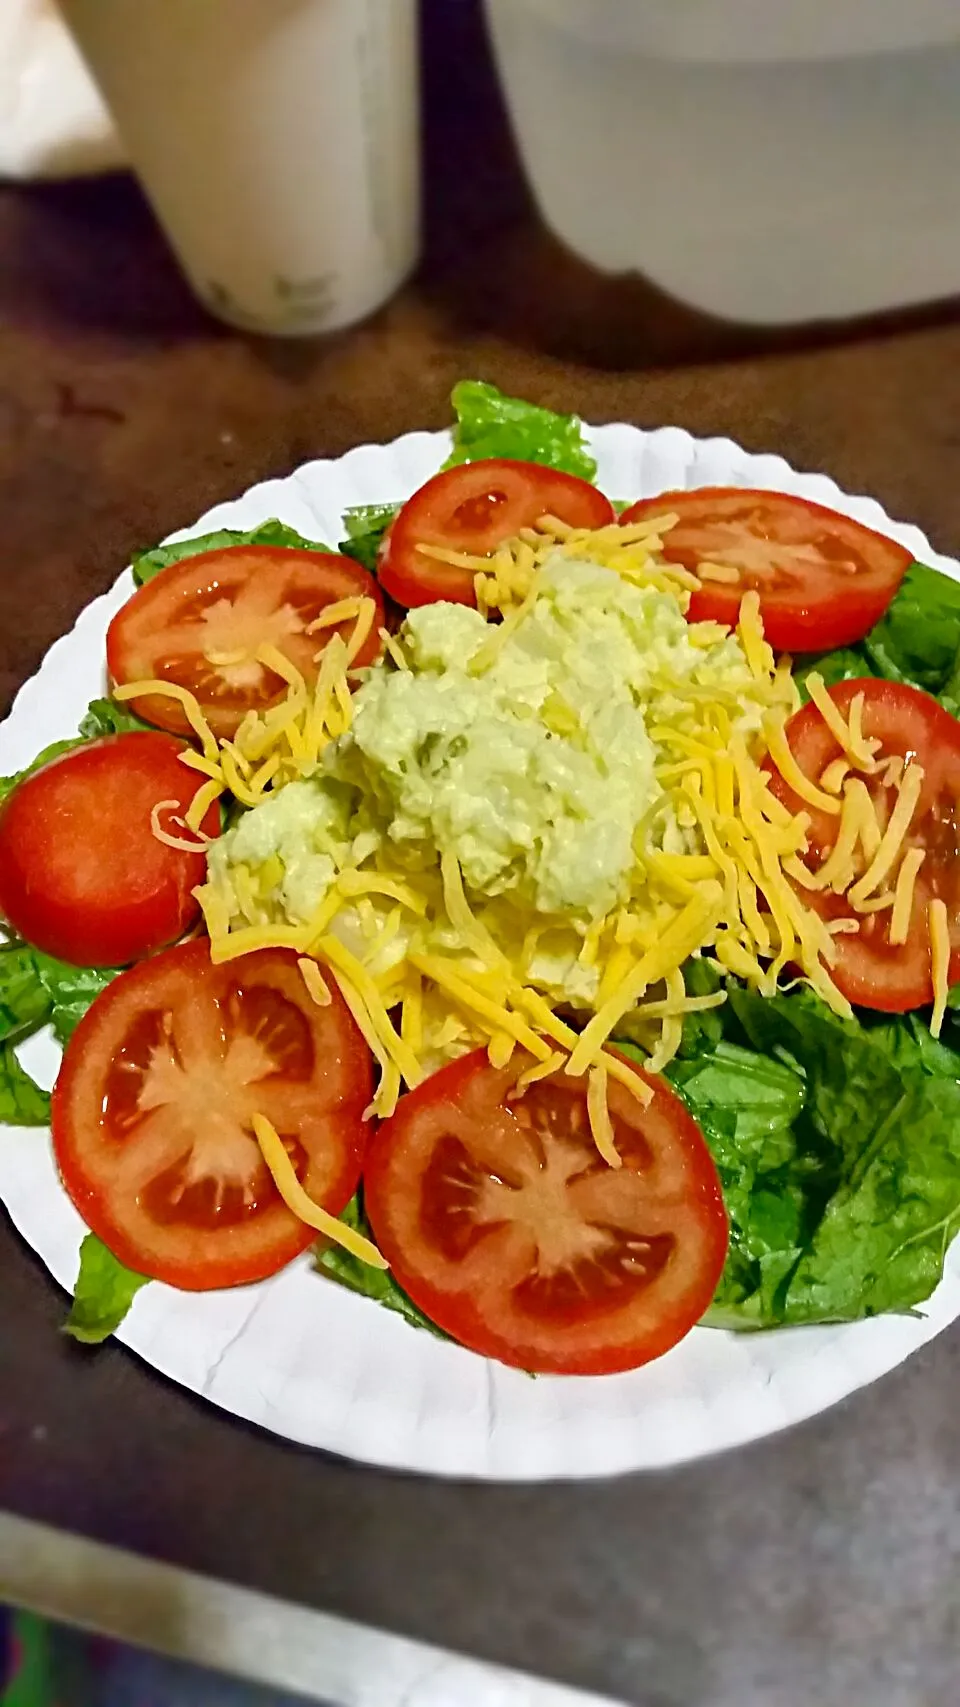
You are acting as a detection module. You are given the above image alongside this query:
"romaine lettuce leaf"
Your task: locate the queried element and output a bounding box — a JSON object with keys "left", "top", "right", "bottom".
{"left": 64, "top": 1233, "right": 150, "bottom": 1344}
{"left": 0, "top": 942, "right": 116, "bottom": 1053}
{"left": 691, "top": 985, "right": 960, "bottom": 1326}
{"left": 0, "top": 1043, "right": 50, "bottom": 1125}
{"left": 338, "top": 502, "right": 399, "bottom": 574}
{"left": 78, "top": 698, "right": 151, "bottom": 738}
{"left": 0, "top": 944, "right": 52, "bottom": 1043}
{"left": 35, "top": 955, "right": 117, "bottom": 1044}
{"left": 442, "top": 380, "right": 597, "bottom": 482}
{"left": 131, "top": 517, "right": 331, "bottom": 587}
{"left": 799, "top": 561, "right": 960, "bottom": 717}
{"left": 862, "top": 562, "right": 960, "bottom": 715}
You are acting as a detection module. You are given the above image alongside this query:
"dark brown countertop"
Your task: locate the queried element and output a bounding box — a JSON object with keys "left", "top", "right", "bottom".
{"left": 3, "top": 7, "right": 960, "bottom": 1704}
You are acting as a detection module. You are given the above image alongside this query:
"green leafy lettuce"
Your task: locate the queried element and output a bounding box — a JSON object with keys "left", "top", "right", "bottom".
{"left": 338, "top": 380, "right": 597, "bottom": 573}
{"left": 78, "top": 699, "right": 150, "bottom": 739}
{"left": 0, "top": 1042, "right": 50, "bottom": 1125}
{"left": 793, "top": 561, "right": 960, "bottom": 715}
{"left": 619, "top": 978, "right": 960, "bottom": 1330}
{"left": 131, "top": 517, "right": 331, "bottom": 587}
{"left": 338, "top": 503, "right": 398, "bottom": 575}
{"left": 316, "top": 1192, "right": 449, "bottom": 1340}
{"left": 64, "top": 1234, "right": 150, "bottom": 1344}
{"left": 442, "top": 379, "right": 597, "bottom": 481}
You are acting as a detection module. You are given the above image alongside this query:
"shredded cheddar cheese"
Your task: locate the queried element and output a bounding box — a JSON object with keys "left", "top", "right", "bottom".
{"left": 114, "top": 680, "right": 220, "bottom": 761}
{"left": 149, "top": 799, "right": 210, "bottom": 854}
{"left": 180, "top": 513, "right": 958, "bottom": 1172}
{"left": 297, "top": 956, "right": 332, "bottom": 1007}
{"left": 587, "top": 1061, "right": 621, "bottom": 1169}
{"left": 252, "top": 1113, "right": 388, "bottom": 1266}
{"left": 847, "top": 763, "right": 924, "bottom": 906}
{"left": 805, "top": 675, "right": 876, "bottom": 771}
{"left": 889, "top": 847, "right": 925, "bottom": 946}
{"left": 930, "top": 898, "right": 951, "bottom": 1039}
{"left": 184, "top": 776, "right": 224, "bottom": 834}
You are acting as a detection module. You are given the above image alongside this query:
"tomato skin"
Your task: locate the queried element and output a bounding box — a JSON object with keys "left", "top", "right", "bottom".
{"left": 380, "top": 460, "right": 616, "bottom": 608}
{"left": 621, "top": 488, "right": 911, "bottom": 652}
{"left": 0, "top": 733, "right": 220, "bottom": 967}
{"left": 364, "top": 1048, "right": 727, "bottom": 1375}
{"left": 107, "top": 545, "right": 384, "bottom": 740}
{"left": 52, "top": 943, "right": 372, "bottom": 1290}
{"left": 768, "top": 678, "right": 960, "bottom": 1011}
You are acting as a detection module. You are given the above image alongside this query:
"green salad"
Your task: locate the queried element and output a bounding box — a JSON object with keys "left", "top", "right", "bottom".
{"left": 1, "top": 379, "right": 960, "bottom": 1373}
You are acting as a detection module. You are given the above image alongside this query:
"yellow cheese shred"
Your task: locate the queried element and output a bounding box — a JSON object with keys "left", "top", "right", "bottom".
{"left": 410, "top": 954, "right": 553, "bottom": 1063}
{"left": 177, "top": 748, "right": 225, "bottom": 782}
{"left": 848, "top": 764, "right": 924, "bottom": 906}
{"left": 587, "top": 1062, "right": 622, "bottom": 1170}
{"left": 257, "top": 643, "right": 305, "bottom": 694}
{"left": 184, "top": 776, "right": 225, "bottom": 833}
{"left": 809, "top": 780, "right": 869, "bottom": 893}
{"left": 297, "top": 956, "right": 332, "bottom": 1007}
{"left": 567, "top": 886, "right": 723, "bottom": 1077}
{"left": 929, "top": 898, "right": 951, "bottom": 1040}
{"left": 149, "top": 800, "right": 210, "bottom": 853}
{"left": 738, "top": 591, "right": 774, "bottom": 681}
{"left": 819, "top": 756, "right": 851, "bottom": 796}
{"left": 487, "top": 1033, "right": 516, "bottom": 1070}
{"left": 889, "top": 847, "right": 925, "bottom": 946}
{"left": 220, "top": 746, "right": 261, "bottom": 808}
{"left": 380, "top": 628, "right": 409, "bottom": 672}
{"left": 209, "top": 923, "right": 310, "bottom": 962}
{"left": 306, "top": 596, "right": 363, "bottom": 634}
{"left": 372, "top": 1061, "right": 402, "bottom": 1120}
{"left": 645, "top": 968, "right": 687, "bottom": 1072}
{"left": 510, "top": 1051, "right": 565, "bottom": 1097}
{"left": 345, "top": 598, "right": 378, "bottom": 667}
{"left": 113, "top": 680, "right": 220, "bottom": 762}
{"left": 252, "top": 1113, "right": 388, "bottom": 1267}
{"left": 315, "top": 935, "right": 423, "bottom": 1088}
{"left": 439, "top": 850, "right": 506, "bottom": 969}
{"left": 804, "top": 674, "right": 876, "bottom": 770}
{"left": 762, "top": 713, "right": 841, "bottom": 816}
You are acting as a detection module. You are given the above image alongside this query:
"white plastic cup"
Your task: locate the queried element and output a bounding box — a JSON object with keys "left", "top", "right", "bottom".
{"left": 485, "top": 0, "right": 960, "bottom": 326}
{"left": 59, "top": 0, "right": 420, "bottom": 335}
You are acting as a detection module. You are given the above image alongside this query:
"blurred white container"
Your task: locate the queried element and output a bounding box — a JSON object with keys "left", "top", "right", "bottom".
{"left": 61, "top": 0, "right": 420, "bottom": 335}
{"left": 0, "top": 0, "right": 123, "bottom": 178}
{"left": 485, "top": 0, "right": 960, "bottom": 325}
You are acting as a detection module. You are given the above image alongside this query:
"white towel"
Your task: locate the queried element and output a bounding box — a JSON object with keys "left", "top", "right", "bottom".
{"left": 0, "top": 0, "right": 124, "bottom": 179}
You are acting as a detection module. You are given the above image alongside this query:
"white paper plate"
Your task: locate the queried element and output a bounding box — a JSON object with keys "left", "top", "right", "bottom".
{"left": 3, "top": 422, "right": 960, "bottom": 1482}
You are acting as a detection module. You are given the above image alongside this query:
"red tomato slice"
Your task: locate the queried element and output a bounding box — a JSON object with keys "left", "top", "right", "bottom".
{"left": 379, "top": 459, "right": 615, "bottom": 608}
{"left": 0, "top": 733, "right": 220, "bottom": 967}
{"left": 107, "top": 546, "right": 384, "bottom": 740}
{"left": 363, "top": 1048, "right": 727, "bottom": 1375}
{"left": 52, "top": 942, "right": 372, "bottom": 1289}
{"left": 768, "top": 678, "right": 960, "bottom": 1011}
{"left": 620, "top": 488, "right": 911, "bottom": 652}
